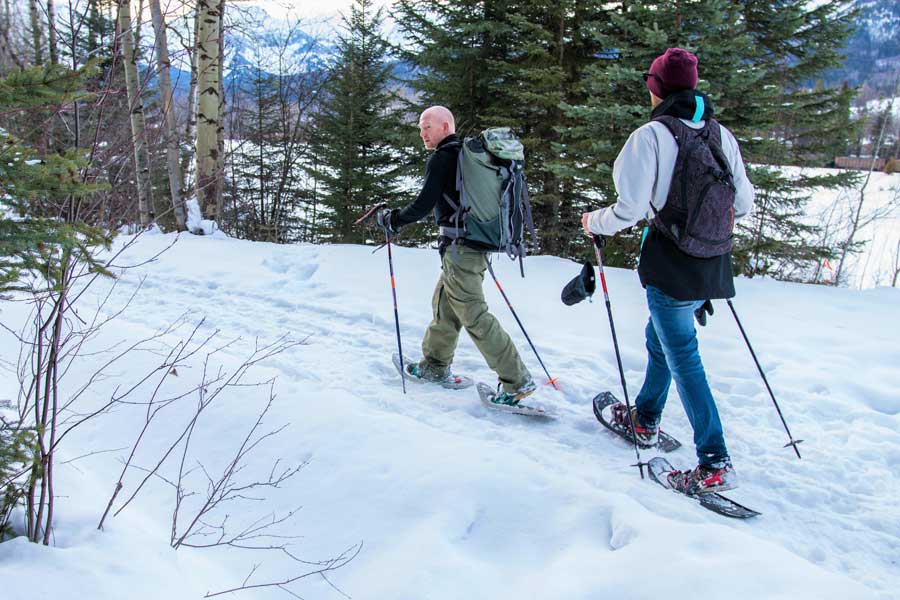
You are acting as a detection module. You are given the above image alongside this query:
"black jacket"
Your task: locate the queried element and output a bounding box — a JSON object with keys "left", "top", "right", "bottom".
{"left": 638, "top": 227, "right": 736, "bottom": 300}
{"left": 391, "top": 135, "right": 462, "bottom": 231}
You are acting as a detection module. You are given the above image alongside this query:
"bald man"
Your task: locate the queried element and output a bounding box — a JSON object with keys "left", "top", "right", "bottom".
{"left": 376, "top": 106, "right": 535, "bottom": 406}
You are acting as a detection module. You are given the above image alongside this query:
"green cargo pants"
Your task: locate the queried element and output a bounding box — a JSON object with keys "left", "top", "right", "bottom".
{"left": 421, "top": 244, "right": 531, "bottom": 393}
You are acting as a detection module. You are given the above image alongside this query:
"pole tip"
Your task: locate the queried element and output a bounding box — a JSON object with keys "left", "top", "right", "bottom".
{"left": 784, "top": 439, "right": 803, "bottom": 459}
{"left": 631, "top": 461, "right": 647, "bottom": 479}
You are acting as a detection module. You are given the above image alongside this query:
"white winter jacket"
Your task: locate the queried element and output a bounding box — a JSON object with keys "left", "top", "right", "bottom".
{"left": 586, "top": 118, "right": 755, "bottom": 236}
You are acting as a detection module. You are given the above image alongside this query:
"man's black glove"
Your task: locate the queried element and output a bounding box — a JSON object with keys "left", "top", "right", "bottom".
{"left": 694, "top": 299, "right": 714, "bottom": 327}
{"left": 375, "top": 208, "right": 398, "bottom": 234}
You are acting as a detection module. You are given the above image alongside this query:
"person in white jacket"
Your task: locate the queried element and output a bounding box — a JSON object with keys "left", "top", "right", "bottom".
{"left": 581, "top": 48, "right": 755, "bottom": 494}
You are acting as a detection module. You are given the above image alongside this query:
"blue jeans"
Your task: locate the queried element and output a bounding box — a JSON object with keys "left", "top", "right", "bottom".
{"left": 634, "top": 286, "right": 729, "bottom": 467}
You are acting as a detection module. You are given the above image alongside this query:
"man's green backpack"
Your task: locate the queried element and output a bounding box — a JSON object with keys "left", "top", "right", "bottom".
{"left": 442, "top": 128, "right": 536, "bottom": 268}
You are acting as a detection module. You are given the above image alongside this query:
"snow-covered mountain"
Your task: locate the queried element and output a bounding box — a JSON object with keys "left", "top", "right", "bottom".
{"left": 833, "top": 0, "right": 900, "bottom": 92}
{"left": 161, "top": 4, "right": 331, "bottom": 98}
{"left": 163, "top": 4, "right": 416, "bottom": 100}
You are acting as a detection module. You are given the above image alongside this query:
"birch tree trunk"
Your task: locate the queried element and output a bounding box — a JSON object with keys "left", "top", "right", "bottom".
{"left": 149, "top": 0, "right": 186, "bottom": 230}
{"left": 1, "top": 0, "right": 25, "bottom": 69}
{"left": 215, "top": 0, "right": 226, "bottom": 223}
{"left": 29, "top": 0, "right": 43, "bottom": 65}
{"left": 117, "top": 0, "right": 155, "bottom": 227}
{"left": 47, "top": 0, "right": 58, "bottom": 64}
{"left": 181, "top": 7, "right": 200, "bottom": 201}
{"left": 194, "top": 0, "right": 222, "bottom": 221}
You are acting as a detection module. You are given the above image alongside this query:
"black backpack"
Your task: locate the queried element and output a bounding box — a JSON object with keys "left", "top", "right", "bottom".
{"left": 651, "top": 116, "right": 736, "bottom": 258}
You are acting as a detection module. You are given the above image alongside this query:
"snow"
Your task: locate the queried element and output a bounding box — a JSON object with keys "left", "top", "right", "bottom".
{"left": 248, "top": 0, "right": 386, "bottom": 22}
{"left": 0, "top": 233, "right": 897, "bottom": 599}
{"left": 184, "top": 197, "right": 225, "bottom": 237}
{"left": 802, "top": 170, "right": 899, "bottom": 288}
{"left": 863, "top": 96, "right": 900, "bottom": 120}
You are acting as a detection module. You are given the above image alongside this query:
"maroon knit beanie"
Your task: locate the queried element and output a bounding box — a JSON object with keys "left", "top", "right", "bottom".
{"left": 644, "top": 48, "right": 699, "bottom": 99}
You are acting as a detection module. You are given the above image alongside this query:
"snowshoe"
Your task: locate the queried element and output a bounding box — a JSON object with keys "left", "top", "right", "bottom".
{"left": 392, "top": 353, "right": 473, "bottom": 390}
{"left": 593, "top": 392, "right": 681, "bottom": 452}
{"left": 476, "top": 381, "right": 555, "bottom": 418}
{"left": 648, "top": 457, "right": 759, "bottom": 519}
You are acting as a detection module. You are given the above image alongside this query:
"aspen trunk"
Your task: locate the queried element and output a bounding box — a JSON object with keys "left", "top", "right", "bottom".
{"left": 29, "top": 0, "right": 43, "bottom": 65}
{"left": 215, "top": 0, "right": 226, "bottom": 223}
{"left": 1, "top": 0, "right": 25, "bottom": 69}
{"left": 194, "top": 0, "right": 222, "bottom": 221}
{"left": 47, "top": 0, "right": 58, "bottom": 64}
{"left": 181, "top": 7, "right": 200, "bottom": 200}
{"left": 117, "top": 0, "right": 155, "bottom": 227}
{"left": 149, "top": 0, "right": 186, "bottom": 230}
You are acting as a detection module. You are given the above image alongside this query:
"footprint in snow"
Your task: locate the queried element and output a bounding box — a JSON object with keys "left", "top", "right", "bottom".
{"left": 295, "top": 263, "right": 319, "bottom": 281}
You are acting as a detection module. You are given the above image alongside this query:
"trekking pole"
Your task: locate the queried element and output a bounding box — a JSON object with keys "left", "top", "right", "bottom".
{"left": 384, "top": 226, "right": 407, "bottom": 394}
{"left": 485, "top": 259, "right": 559, "bottom": 390}
{"left": 356, "top": 203, "right": 406, "bottom": 394}
{"left": 726, "top": 299, "right": 802, "bottom": 458}
{"left": 591, "top": 234, "right": 645, "bottom": 479}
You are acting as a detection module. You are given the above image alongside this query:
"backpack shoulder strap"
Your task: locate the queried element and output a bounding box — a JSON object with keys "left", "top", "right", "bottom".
{"left": 705, "top": 119, "right": 735, "bottom": 183}
{"left": 448, "top": 138, "right": 472, "bottom": 250}
{"left": 652, "top": 115, "right": 692, "bottom": 146}
{"left": 649, "top": 116, "right": 694, "bottom": 218}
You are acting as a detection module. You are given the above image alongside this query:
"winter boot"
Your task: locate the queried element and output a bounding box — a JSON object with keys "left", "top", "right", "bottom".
{"left": 489, "top": 377, "right": 537, "bottom": 407}
{"left": 610, "top": 403, "right": 659, "bottom": 448}
{"left": 407, "top": 360, "right": 455, "bottom": 385}
{"left": 667, "top": 460, "right": 738, "bottom": 495}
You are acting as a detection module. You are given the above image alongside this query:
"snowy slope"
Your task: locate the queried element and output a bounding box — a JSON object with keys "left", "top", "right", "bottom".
{"left": 800, "top": 170, "right": 899, "bottom": 289}
{"left": 0, "top": 233, "right": 897, "bottom": 599}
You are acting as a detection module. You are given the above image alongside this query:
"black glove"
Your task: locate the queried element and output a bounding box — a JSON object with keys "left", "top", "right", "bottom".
{"left": 591, "top": 234, "right": 608, "bottom": 249}
{"left": 694, "top": 299, "right": 714, "bottom": 327}
{"left": 375, "top": 208, "right": 398, "bottom": 233}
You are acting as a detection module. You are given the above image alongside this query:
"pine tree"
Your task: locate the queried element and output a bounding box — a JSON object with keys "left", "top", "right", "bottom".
{"left": 310, "top": 0, "right": 406, "bottom": 244}
{"left": 393, "top": 0, "right": 614, "bottom": 256}
{"left": 393, "top": 0, "right": 514, "bottom": 136}
{"left": 0, "top": 63, "right": 110, "bottom": 295}
{"left": 227, "top": 62, "right": 307, "bottom": 242}
{"left": 733, "top": 0, "right": 860, "bottom": 279}
{"left": 0, "top": 62, "right": 111, "bottom": 544}
{"left": 556, "top": 1, "right": 858, "bottom": 276}
{"left": 554, "top": 0, "right": 753, "bottom": 266}
{"left": 228, "top": 65, "right": 282, "bottom": 241}
{"left": 1, "top": 417, "right": 33, "bottom": 538}
{"left": 500, "top": 0, "right": 613, "bottom": 257}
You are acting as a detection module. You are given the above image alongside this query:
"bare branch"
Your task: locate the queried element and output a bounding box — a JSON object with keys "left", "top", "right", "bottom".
{"left": 204, "top": 542, "right": 362, "bottom": 598}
